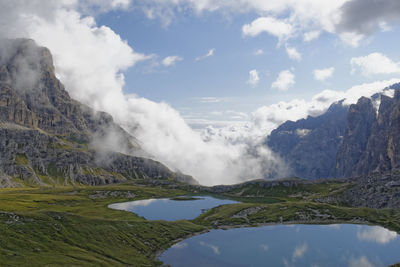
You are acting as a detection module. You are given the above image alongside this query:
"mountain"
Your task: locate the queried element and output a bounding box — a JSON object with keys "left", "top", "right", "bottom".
{"left": 336, "top": 88, "right": 400, "bottom": 177}
{"left": 268, "top": 83, "right": 400, "bottom": 180}
{"left": 0, "top": 38, "right": 195, "bottom": 187}
{"left": 267, "top": 101, "right": 349, "bottom": 179}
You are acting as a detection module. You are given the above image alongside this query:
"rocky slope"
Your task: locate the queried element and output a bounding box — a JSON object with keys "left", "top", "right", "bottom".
{"left": 334, "top": 97, "right": 377, "bottom": 177}
{"left": 268, "top": 84, "right": 400, "bottom": 180}
{"left": 0, "top": 38, "right": 195, "bottom": 187}
{"left": 267, "top": 101, "right": 349, "bottom": 179}
{"left": 315, "top": 170, "right": 400, "bottom": 209}
{"left": 336, "top": 89, "right": 400, "bottom": 178}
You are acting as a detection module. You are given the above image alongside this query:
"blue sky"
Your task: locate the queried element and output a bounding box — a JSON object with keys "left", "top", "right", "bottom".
{"left": 93, "top": 1, "right": 400, "bottom": 127}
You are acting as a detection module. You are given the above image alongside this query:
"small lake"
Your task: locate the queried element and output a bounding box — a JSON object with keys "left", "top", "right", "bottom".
{"left": 108, "top": 196, "right": 238, "bottom": 221}
{"left": 160, "top": 224, "right": 400, "bottom": 267}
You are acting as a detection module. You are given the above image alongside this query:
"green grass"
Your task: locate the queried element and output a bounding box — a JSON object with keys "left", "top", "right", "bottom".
{"left": 0, "top": 181, "right": 399, "bottom": 266}
{"left": 0, "top": 185, "right": 204, "bottom": 266}
{"left": 15, "top": 153, "right": 28, "bottom": 165}
{"left": 193, "top": 201, "right": 400, "bottom": 233}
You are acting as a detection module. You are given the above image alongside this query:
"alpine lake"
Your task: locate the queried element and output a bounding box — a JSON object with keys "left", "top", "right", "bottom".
{"left": 2, "top": 182, "right": 400, "bottom": 266}
{"left": 109, "top": 195, "right": 400, "bottom": 267}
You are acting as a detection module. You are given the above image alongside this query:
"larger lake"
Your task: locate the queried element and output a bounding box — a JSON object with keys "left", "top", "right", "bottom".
{"left": 108, "top": 196, "right": 238, "bottom": 221}
{"left": 160, "top": 224, "right": 400, "bottom": 267}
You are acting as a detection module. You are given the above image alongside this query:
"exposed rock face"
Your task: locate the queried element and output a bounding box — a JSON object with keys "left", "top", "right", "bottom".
{"left": 335, "top": 89, "right": 400, "bottom": 178}
{"left": 335, "top": 97, "right": 377, "bottom": 177}
{"left": 0, "top": 38, "right": 196, "bottom": 187}
{"left": 268, "top": 83, "right": 400, "bottom": 180}
{"left": 267, "top": 101, "right": 349, "bottom": 179}
{"left": 0, "top": 38, "right": 139, "bottom": 147}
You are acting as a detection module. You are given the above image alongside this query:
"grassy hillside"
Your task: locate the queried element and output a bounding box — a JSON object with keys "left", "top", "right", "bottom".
{"left": 0, "top": 181, "right": 399, "bottom": 266}
{"left": 0, "top": 185, "right": 204, "bottom": 266}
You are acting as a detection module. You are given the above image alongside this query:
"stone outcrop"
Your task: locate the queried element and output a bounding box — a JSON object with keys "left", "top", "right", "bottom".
{"left": 316, "top": 170, "right": 400, "bottom": 209}
{"left": 334, "top": 97, "right": 377, "bottom": 177}
{"left": 267, "top": 101, "right": 348, "bottom": 179}
{"left": 0, "top": 38, "right": 196, "bottom": 186}
{"left": 335, "top": 89, "right": 400, "bottom": 178}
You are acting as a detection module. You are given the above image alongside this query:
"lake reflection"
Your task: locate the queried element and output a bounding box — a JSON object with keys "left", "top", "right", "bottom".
{"left": 108, "top": 196, "right": 238, "bottom": 221}
{"left": 160, "top": 224, "right": 400, "bottom": 267}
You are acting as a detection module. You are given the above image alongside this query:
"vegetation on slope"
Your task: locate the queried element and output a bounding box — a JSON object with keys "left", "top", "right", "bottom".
{"left": 0, "top": 185, "right": 204, "bottom": 266}
{"left": 0, "top": 180, "right": 399, "bottom": 266}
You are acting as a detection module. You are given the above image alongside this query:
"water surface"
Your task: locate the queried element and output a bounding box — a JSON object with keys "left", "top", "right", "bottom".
{"left": 108, "top": 195, "right": 238, "bottom": 221}
{"left": 160, "top": 224, "right": 400, "bottom": 267}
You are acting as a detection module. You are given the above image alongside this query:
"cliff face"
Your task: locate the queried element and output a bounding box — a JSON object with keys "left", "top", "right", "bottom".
{"left": 0, "top": 39, "right": 195, "bottom": 187}
{"left": 268, "top": 83, "right": 400, "bottom": 180}
{"left": 267, "top": 101, "right": 348, "bottom": 179}
{"left": 0, "top": 38, "right": 139, "bottom": 146}
{"left": 334, "top": 97, "right": 377, "bottom": 177}
{"left": 336, "top": 90, "right": 400, "bottom": 177}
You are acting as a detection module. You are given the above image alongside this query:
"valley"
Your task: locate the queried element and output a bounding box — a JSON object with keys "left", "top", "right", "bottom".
{"left": 1, "top": 5, "right": 400, "bottom": 265}
{"left": 0, "top": 179, "right": 399, "bottom": 266}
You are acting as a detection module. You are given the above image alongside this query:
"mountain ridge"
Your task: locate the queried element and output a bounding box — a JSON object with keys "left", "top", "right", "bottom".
{"left": 268, "top": 84, "right": 400, "bottom": 180}
{"left": 0, "top": 38, "right": 196, "bottom": 187}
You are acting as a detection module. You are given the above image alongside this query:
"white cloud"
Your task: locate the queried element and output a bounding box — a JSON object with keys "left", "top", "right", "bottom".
{"left": 338, "top": 31, "right": 364, "bottom": 47}
{"left": 271, "top": 70, "right": 295, "bottom": 91}
{"left": 135, "top": 0, "right": 347, "bottom": 39}
{"left": 379, "top": 21, "right": 392, "bottom": 32}
{"left": 254, "top": 49, "right": 264, "bottom": 55}
{"left": 195, "top": 48, "right": 215, "bottom": 61}
{"left": 242, "top": 17, "right": 293, "bottom": 43}
{"left": 6, "top": 4, "right": 152, "bottom": 119}
{"left": 285, "top": 46, "right": 301, "bottom": 61}
{"left": 130, "top": 0, "right": 400, "bottom": 46}
{"left": 357, "top": 226, "right": 398, "bottom": 244}
{"left": 79, "top": 0, "right": 132, "bottom": 13}
{"left": 303, "top": 30, "right": 321, "bottom": 42}
{"left": 247, "top": 69, "right": 260, "bottom": 87}
{"left": 162, "top": 55, "right": 183, "bottom": 66}
{"left": 313, "top": 67, "right": 335, "bottom": 81}
{"left": 260, "top": 244, "right": 269, "bottom": 252}
{"left": 351, "top": 52, "right": 400, "bottom": 76}
{"left": 253, "top": 78, "right": 400, "bottom": 135}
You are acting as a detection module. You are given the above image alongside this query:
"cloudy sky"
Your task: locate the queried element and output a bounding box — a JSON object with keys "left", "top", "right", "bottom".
{"left": 2, "top": 0, "right": 400, "bottom": 185}
{"left": 92, "top": 0, "right": 400, "bottom": 128}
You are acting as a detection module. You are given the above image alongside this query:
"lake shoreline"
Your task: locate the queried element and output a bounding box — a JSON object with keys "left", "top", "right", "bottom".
{"left": 154, "top": 217, "right": 379, "bottom": 265}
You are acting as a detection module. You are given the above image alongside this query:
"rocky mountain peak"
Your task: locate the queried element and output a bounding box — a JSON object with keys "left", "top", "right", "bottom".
{"left": 267, "top": 100, "right": 349, "bottom": 179}
{"left": 268, "top": 85, "right": 400, "bottom": 180}
{"left": 0, "top": 38, "right": 196, "bottom": 187}
{"left": 334, "top": 96, "right": 376, "bottom": 178}
{"left": 0, "top": 38, "right": 54, "bottom": 90}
